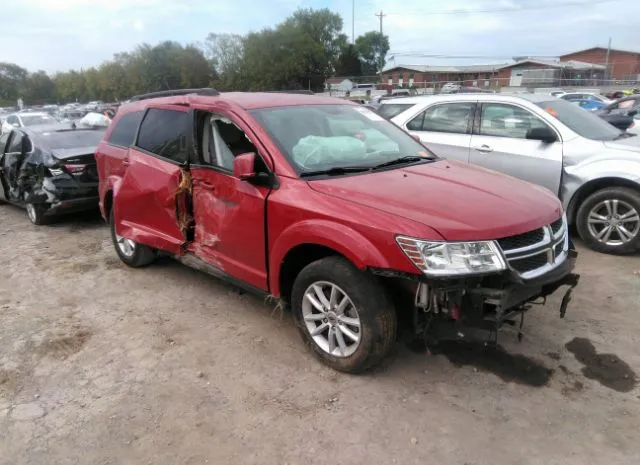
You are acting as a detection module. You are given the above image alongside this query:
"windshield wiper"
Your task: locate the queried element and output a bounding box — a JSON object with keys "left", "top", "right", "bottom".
{"left": 300, "top": 166, "right": 372, "bottom": 178}
{"left": 371, "top": 155, "right": 432, "bottom": 170}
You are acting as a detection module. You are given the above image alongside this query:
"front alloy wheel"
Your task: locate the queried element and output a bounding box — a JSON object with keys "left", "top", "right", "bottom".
{"left": 302, "top": 282, "right": 361, "bottom": 358}
{"left": 577, "top": 187, "right": 640, "bottom": 254}
{"left": 292, "top": 256, "right": 396, "bottom": 373}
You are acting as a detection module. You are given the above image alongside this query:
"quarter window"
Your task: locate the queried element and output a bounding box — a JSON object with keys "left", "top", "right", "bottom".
{"left": 407, "top": 103, "right": 474, "bottom": 134}
{"left": 479, "top": 103, "right": 551, "bottom": 139}
{"left": 136, "top": 109, "right": 189, "bottom": 163}
{"left": 107, "top": 111, "right": 143, "bottom": 147}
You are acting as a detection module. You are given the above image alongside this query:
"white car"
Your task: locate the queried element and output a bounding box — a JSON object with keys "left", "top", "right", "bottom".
{"left": 1, "top": 112, "right": 57, "bottom": 134}
{"left": 560, "top": 92, "right": 611, "bottom": 105}
{"left": 384, "top": 93, "right": 640, "bottom": 254}
{"left": 441, "top": 82, "right": 461, "bottom": 93}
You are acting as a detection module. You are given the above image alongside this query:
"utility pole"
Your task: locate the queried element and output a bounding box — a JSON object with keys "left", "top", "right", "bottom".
{"left": 375, "top": 10, "right": 387, "bottom": 81}
{"left": 352, "top": 0, "right": 355, "bottom": 43}
{"left": 375, "top": 10, "right": 386, "bottom": 35}
{"left": 604, "top": 37, "right": 611, "bottom": 83}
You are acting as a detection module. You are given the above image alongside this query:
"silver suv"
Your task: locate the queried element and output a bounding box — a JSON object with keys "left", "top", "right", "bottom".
{"left": 385, "top": 94, "right": 640, "bottom": 254}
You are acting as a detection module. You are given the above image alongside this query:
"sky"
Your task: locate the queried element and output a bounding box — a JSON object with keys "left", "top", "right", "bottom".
{"left": 2, "top": 0, "right": 639, "bottom": 74}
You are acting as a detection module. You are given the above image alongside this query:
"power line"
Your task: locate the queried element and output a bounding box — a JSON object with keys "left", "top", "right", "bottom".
{"left": 386, "top": 0, "right": 622, "bottom": 16}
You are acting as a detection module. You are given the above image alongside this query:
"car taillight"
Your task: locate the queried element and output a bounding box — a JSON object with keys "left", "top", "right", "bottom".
{"left": 64, "top": 164, "right": 86, "bottom": 175}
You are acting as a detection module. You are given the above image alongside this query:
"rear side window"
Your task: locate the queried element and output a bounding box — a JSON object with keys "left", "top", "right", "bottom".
{"left": 408, "top": 103, "right": 474, "bottom": 134}
{"left": 377, "top": 103, "right": 414, "bottom": 119}
{"left": 136, "top": 109, "right": 188, "bottom": 163}
{"left": 107, "top": 111, "right": 143, "bottom": 147}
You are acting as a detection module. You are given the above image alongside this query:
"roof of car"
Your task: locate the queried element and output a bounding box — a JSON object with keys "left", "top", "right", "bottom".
{"left": 378, "top": 93, "right": 558, "bottom": 105}
{"left": 119, "top": 91, "right": 353, "bottom": 113}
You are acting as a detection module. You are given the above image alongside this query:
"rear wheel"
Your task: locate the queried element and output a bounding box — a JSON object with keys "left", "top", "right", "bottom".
{"left": 291, "top": 256, "right": 396, "bottom": 373}
{"left": 576, "top": 187, "right": 640, "bottom": 254}
{"left": 26, "top": 203, "right": 49, "bottom": 225}
{"left": 110, "top": 209, "right": 157, "bottom": 267}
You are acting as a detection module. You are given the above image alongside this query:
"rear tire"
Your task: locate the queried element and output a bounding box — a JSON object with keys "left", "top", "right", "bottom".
{"left": 110, "top": 209, "right": 156, "bottom": 267}
{"left": 291, "top": 256, "right": 397, "bottom": 373}
{"left": 576, "top": 187, "right": 640, "bottom": 254}
{"left": 26, "top": 203, "right": 49, "bottom": 225}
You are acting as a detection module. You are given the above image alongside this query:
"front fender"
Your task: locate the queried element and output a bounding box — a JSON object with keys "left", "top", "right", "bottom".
{"left": 269, "top": 220, "right": 391, "bottom": 296}
{"left": 562, "top": 160, "right": 640, "bottom": 212}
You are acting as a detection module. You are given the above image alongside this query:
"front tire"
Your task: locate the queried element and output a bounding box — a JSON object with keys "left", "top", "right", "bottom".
{"left": 576, "top": 187, "right": 640, "bottom": 254}
{"left": 26, "top": 202, "right": 49, "bottom": 225}
{"left": 291, "top": 256, "right": 397, "bottom": 373}
{"left": 110, "top": 209, "right": 157, "bottom": 267}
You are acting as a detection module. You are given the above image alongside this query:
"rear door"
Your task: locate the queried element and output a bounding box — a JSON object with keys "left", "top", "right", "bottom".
{"left": 402, "top": 101, "right": 475, "bottom": 162}
{"left": 187, "top": 106, "right": 272, "bottom": 291}
{"left": 113, "top": 106, "right": 191, "bottom": 254}
{"left": 469, "top": 102, "right": 563, "bottom": 195}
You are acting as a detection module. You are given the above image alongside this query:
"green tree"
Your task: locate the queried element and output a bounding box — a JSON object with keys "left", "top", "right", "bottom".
{"left": 335, "top": 44, "right": 362, "bottom": 77}
{"left": 204, "top": 33, "right": 243, "bottom": 90}
{"left": 0, "top": 62, "right": 28, "bottom": 105}
{"left": 355, "top": 31, "right": 390, "bottom": 76}
{"left": 22, "top": 70, "right": 55, "bottom": 104}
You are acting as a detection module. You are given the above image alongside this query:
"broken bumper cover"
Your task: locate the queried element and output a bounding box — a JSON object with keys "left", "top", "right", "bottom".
{"left": 28, "top": 177, "right": 99, "bottom": 216}
{"left": 469, "top": 249, "right": 580, "bottom": 319}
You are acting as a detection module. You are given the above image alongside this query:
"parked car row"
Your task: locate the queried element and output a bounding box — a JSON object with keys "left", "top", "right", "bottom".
{"left": 0, "top": 89, "right": 588, "bottom": 372}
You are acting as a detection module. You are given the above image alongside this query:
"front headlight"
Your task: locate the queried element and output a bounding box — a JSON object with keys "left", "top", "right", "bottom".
{"left": 396, "top": 236, "right": 506, "bottom": 276}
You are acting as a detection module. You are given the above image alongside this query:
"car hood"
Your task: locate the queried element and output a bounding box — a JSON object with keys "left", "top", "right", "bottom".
{"left": 604, "top": 135, "right": 640, "bottom": 152}
{"left": 308, "top": 160, "right": 562, "bottom": 241}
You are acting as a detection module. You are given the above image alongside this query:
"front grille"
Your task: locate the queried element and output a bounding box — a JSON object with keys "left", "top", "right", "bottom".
{"left": 497, "top": 228, "right": 544, "bottom": 250}
{"left": 554, "top": 241, "right": 564, "bottom": 257}
{"left": 509, "top": 252, "right": 549, "bottom": 273}
{"left": 550, "top": 216, "right": 563, "bottom": 234}
{"left": 497, "top": 215, "right": 568, "bottom": 278}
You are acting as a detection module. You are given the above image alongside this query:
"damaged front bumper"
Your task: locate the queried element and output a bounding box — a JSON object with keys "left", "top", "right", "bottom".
{"left": 372, "top": 248, "right": 580, "bottom": 345}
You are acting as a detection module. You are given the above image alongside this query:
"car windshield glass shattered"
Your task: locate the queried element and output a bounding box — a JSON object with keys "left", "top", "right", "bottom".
{"left": 251, "top": 104, "right": 435, "bottom": 176}
{"left": 36, "top": 129, "right": 105, "bottom": 150}
{"left": 537, "top": 99, "right": 622, "bottom": 141}
{"left": 20, "top": 114, "right": 56, "bottom": 126}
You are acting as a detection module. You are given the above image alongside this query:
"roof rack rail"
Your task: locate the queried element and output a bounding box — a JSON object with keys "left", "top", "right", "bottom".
{"left": 129, "top": 88, "right": 219, "bottom": 102}
{"left": 264, "top": 90, "right": 315, "bottom": 95}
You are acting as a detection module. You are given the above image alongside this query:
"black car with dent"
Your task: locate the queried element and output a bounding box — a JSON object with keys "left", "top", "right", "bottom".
{"left": 0, "top": 125, "right": 105, "bottom": 224}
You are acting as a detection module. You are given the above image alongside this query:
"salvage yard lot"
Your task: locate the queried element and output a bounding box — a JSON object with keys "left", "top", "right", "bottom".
{"left": 1, "top": 206, "right": 639, "bottom": 465}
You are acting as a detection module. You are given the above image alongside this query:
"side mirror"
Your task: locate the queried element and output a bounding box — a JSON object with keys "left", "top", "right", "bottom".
{"left": 526, "top": 126, "right": 557, "bottom": 143}
{"left": 233, "top": 152, "right": 256, "bottom": 180}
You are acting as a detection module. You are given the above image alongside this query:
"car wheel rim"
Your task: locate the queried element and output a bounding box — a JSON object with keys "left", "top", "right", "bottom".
{"left": 26, "top": 204, "right": 36, "bottom": 223}
{"left": 115, "top": 232, "right": 136, "bottom": 257}
{"left": 301, "top": 281, "right": 361, "bottom": 358}
{"left": 587, "top": 199, "right": 640, "bottom": 246}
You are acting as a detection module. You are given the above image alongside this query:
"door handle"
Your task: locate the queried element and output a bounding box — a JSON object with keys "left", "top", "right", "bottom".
{"left": 473, "top": 144, "right": 493, "bottom": 153}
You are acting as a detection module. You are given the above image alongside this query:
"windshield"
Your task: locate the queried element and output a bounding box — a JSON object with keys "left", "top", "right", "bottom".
{"left": 38, "top": 129, "right": 105, "bottom": 150}
{"left": 377, "top": 103, "right": 414, "bottom": 119}
{"left": 536, "top": 100, "right": 622, "bottom": 141}
{"left": 21, "top": 114, "right": 57, "bottom": 127}
{"left": 251, "top": 104, "right": 434, "bottom": 175}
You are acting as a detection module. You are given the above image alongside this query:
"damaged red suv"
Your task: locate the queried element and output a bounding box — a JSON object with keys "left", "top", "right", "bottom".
{"left": 96, "top": 88, "right": 579, "bottom": 373}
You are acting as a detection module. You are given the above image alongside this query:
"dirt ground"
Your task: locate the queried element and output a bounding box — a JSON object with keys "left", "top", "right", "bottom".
{"left": 1, "top": 205, "right": 639, "bottom": 465}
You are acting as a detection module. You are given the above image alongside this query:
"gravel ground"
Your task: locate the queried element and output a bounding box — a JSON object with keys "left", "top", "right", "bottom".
{"left": 0, "top": 205, "right": 639, "bottom": 465}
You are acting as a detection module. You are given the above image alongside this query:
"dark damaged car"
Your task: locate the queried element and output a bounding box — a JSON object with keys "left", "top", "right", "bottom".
{"left": 0, "top": 125, "right": 105, "bottom": 224}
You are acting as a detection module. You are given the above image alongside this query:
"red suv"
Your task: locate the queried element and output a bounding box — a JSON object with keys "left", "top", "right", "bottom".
{"left": 96, "top": 88, "right": 579, "bottom": 373}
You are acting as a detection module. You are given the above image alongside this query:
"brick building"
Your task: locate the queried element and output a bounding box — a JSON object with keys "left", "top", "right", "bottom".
{"left": 381, "top": 64, "right": 506, "bottom": 89}
{"left": 559, "top": 47, "right": 640, "bottom": 81}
